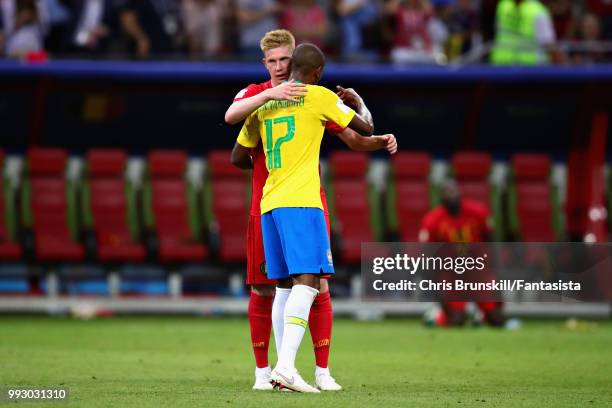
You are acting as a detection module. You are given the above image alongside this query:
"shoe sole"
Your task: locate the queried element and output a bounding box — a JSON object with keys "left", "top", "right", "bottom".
{"left": 316, "top": 386, "right": 343, "bottom": 391}
{"left": 252, "top": 382, "right": 274, "bottom": 391}
{"left": 271, "top": 377, "right": 319, "bottom": 393}
{"left": 271, "top": 380, "right": 294, "bottom": 392}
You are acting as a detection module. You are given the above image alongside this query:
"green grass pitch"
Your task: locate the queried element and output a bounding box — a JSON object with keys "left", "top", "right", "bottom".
{"left": 1, "top": 316, "right": 611, "bottom": 407}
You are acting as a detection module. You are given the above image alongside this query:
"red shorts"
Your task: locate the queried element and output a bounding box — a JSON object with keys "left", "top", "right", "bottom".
{"left": 246, "top": 215, "right": 275, "bottom": 286}
{"left": 246, "top": 213, "right": 332, "bottom": 286}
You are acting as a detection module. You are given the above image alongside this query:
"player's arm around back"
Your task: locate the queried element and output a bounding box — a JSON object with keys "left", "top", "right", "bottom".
{"left": 337, "top": 130, "right": 397, "bottom": 154}
{"left": 230, "top": 114, "right": 260, "bottom": 170}
{"left": 225, "top": 91, "right": 271, "bottom": 125}
{"left": 334, "top": 87, "right": 393, "bottom": 151}
{"left": 315, "top": 86, "right": 374, "bottom": 136}
{"left": 231, "top": 142, "right": 253, "bottom": 169}
{"left": 347, "top": 113, "right": 374, "bottom": 136}
{"left": 224, "top": 81, "right": 307, "bottom": 125}
{"left": 336, "top": 85, "right": 374, "bottom": 129}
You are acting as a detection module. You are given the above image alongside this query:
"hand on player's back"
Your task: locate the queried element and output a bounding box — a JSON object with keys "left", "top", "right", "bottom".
{"left": 336, "top": 86, "right": 362, "bottom": 110}
{"left": 266, "top": 80, "right": 307, "bottom": 102}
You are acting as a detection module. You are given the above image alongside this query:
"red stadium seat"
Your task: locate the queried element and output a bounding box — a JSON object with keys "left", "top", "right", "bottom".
{"left": 206, "top": 150, "right": 248, "bottom": 262}
{"left": 386, "top": 152, "right": 432, "bottom": 242}
{"left": 83, "top": 149, "right": 146, "bottom": 262}
{"left": 451, "top": 151, "right": 492, "bottom": 205}
{"left": 0, "top": 149, "right": 22, "bottom": 261}
{"left": 509, "top": 153, "right": 562, "bottom": 241}
{"left": 23, "top": 148, "right": 84, "bottom": 261}
{"left": 328, "top": 152, "right": 377, "bottom": 263}
{"left": 144, "top": 150, "right": 207, "bottom": 263}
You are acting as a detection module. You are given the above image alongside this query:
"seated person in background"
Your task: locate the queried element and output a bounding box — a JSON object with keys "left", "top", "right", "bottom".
{"left": 546, "top": 0, "right": 578, "bottom": 40}
{"left": 68, "top": 0, "right": 123, "bottom": 55}
{"left": 281, "top": 0, "right": 327, "bottom": 49}
{"left": 571, "top": 13, "right": 607, "bottom": 64}
{"left": 236, "top": 0, "right": 280, "bottom": 56}
{"left": 6, "top": 0, "right": 44, "bottom": 58}
{"left": 587, "top": 0, "right": 612, "bottom": 40}
{"left": 182, "top": 0, "right": 228, "bottom": 58}
{"left": 386, "top": 0, "right": 445, "bottom": 64}
{"left": 335, "top": 0, "right": 379, "bottom": 59}
{"left": 446, "top": 0, "right": 480, "bottom": 60}
{"left": 119, "top": 0, "right": 182, "bottom": 59}
{"left": 39, "top": 0, "right": 72, "bottom": 53}
{"left": 419, "top": 179, "right": 506, "bottom": 328}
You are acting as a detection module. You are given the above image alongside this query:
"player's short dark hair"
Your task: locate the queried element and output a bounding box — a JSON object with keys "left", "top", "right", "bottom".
{"left": 291, "top": 43, "right": 325, "bottom": 75}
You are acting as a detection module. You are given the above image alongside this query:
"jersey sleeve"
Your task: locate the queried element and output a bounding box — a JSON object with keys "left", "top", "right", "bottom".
{"left": 236, "top": 114, "right": 260, "bottom": 148}
{"left": 325, "top": 121, "right": 345, "bottom": 134}
{"left": 311, "top": 87, "right": 356, "bottom": 130}
{"left": 233, "top": 84, "right": 261, "bottom": 101}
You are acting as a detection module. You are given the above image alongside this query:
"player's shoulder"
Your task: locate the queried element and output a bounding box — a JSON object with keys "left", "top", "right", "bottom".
{"left": 420, "top": 207, "right": 444, "bottom": 241}
{"left": 307, "top": 84, "right": 335, "bottom": 97}
{"left": 462, "top": 199, "right": 489, "bottom": 218}
{"left": 234, "top": 81, "right": 272, "bottom": 101}
{"left": 306, "top": 85, "right": 347, "bottom": 112}
{"left": 423, "top": 206, "right": 445, "bottom": 226}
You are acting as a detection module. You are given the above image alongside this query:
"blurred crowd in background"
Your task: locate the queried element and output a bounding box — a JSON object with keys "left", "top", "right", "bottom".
{"left": 1, "top": 0, "right": 611, "bottom": 64}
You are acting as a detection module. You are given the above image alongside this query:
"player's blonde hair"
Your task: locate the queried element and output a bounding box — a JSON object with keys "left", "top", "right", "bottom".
{"left": 260, "top": 29, "right": 296, "bottom": 53}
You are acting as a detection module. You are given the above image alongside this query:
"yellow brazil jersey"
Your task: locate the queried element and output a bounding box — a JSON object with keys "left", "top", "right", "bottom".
{"left": 237, "top": 84, "right": 356, "bottom": 214}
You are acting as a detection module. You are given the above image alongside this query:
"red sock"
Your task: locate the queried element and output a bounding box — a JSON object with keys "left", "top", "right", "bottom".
{"left": 248, "top": 292, "right": 273, "bottom": 368}
{"left": 309, "top": 291, "right": 333, "bottom": 368}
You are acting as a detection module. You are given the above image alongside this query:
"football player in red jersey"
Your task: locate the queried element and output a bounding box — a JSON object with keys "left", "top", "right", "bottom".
{"left": 225, "top": 29, "right": 396, "bottom": 391}
{"left": 419, "top": 179, "right": 505, "bottom": 328}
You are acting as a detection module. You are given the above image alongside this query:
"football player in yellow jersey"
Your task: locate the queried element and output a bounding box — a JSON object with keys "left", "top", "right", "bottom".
{"left": 236, "top": 43, "right": 374, "bottom": 393}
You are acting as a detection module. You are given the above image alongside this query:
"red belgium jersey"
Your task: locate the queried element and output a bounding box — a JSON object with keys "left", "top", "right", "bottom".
{"left": 233, "top": 81, "right": 344, "bottom": 216}
{"left": 420, "top": 199, "right": 491, "bottom": 243}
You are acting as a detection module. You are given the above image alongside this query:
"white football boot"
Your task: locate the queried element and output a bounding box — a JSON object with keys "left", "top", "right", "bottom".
{"left": 271, "top": 366, "right": 320, "bottom": 393}
{"left": 315, "top": 367, "right": 342, "bottom": 391}
{"left": 252, "top": 366, "right": 274, "bottom": 391}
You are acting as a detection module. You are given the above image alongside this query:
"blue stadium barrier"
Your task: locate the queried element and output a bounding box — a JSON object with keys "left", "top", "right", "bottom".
{"left": 119, "top": 265, "right": 168, "bottom": 296}
{"left": 59, "top": 266, "right": 108, "bottom": 296}
{"left": 0, "top": 60, "right": 611, "bottom": 82}
{"left": 0, "top": 264, "right": 29, "bottom": 294}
